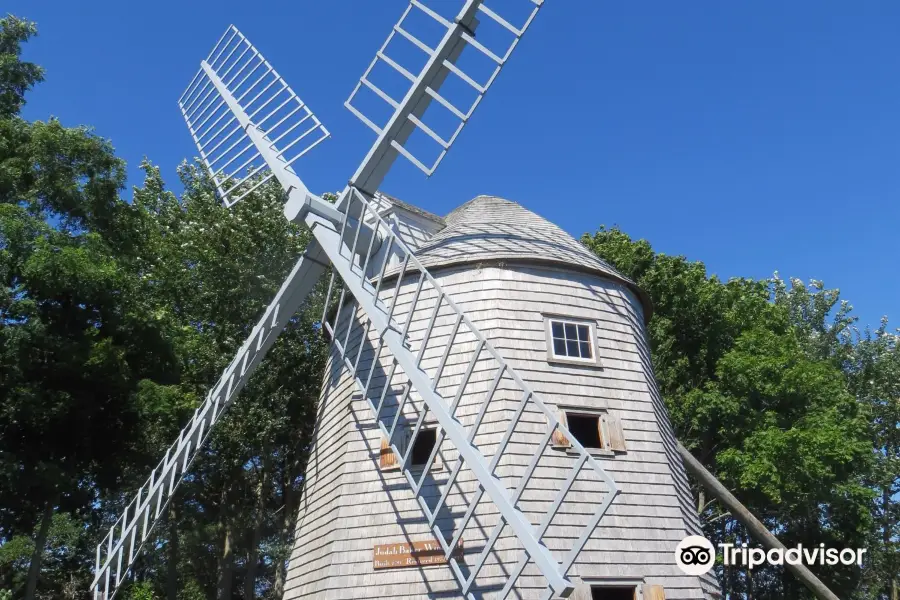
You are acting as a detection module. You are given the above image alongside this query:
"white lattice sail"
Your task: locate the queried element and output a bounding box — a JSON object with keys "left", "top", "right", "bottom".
{"left": 345, "top": 0, "right": 545, "bottom": 192}
{"left": 179, "top": 25, "right": 329, "bottom": 207}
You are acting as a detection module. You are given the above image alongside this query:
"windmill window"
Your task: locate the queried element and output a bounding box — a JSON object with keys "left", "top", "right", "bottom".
{"left": 409, "top": 428, "right": 437, "bottom": 467}
{"left": 567, "top": 414, "right": 603, "bottom": 449}
{"left": 551, "top": 408, "right": 628, "bottom": 454}
{"left": 591, "top": 586, "right": 637, "bottom": 600}
{"left": 379, "top": 428, "right": 442, "bottom": 472}
{"left": 544, "top": 317, "right": 599, "bottom": 365}
{"left": 571, "top": 581, "right": 648, "bottom": 600}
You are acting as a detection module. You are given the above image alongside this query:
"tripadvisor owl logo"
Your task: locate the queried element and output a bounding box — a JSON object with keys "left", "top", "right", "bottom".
{"left": 675, "top": 536, "right": 716, "bottom": 575}
{"left": 675, "top": 535, "right": 868, "bottom": 575}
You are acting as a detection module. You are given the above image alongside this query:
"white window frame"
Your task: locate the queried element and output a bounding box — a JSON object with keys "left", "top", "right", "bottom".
{"left": 544, "top": 315, "right": 600, "bottom": 366}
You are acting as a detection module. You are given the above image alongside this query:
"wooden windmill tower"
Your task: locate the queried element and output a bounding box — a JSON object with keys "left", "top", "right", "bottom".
{"left": 91, "top": 2, "right": 719, "bottom": 599}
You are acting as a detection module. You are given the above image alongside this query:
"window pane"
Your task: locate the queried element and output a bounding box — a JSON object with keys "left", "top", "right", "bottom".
{"left": 553, "top": 338, "right": 567, "bottom": 356}
{"left": 549, "top": 319, "right": 598, "bottom": 361}
{"left": 577, "top": 324, "right": 590, "bottom": 342}
{"left": 580, "top": 341, "right": 592, "bottom": 359}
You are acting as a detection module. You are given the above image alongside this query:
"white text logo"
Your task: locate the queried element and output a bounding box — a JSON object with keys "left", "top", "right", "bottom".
{"left": 721, "top": 543, "right": 867, "bottom": 570}
{"left": 675, "top": 537, "right": 868, "bottom": 573}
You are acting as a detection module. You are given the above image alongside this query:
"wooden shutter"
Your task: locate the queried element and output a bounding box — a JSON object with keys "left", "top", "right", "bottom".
{"left": 379, "top": 436, "right": 397, "bottom": 469}
{"left": 603, "top": 413, "right": 627, "bottom": 452}
{"left": 642, "top": 584, "right": 666, "bottom": 600}
{"left": 599, "top": 413, "right": 610, "bottom": 450}
{"left": 551, "top": 410, "right": 570, "bottom": 448}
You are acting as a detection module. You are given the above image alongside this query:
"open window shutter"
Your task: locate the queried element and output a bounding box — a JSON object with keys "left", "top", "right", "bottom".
{"left": 642, "top": 584, "right": 666, "bottom": 600}
{"left": 604, "top": 413, "right": 627, "bottom": 452}
{"left": 379, "top": 436, "right": 397, "bottom": 469}
{"left": 551, "top": 410, "right": 570, "bottom": 448}
{"left": 599, "top": 414, "right": 610, "bottom": 450}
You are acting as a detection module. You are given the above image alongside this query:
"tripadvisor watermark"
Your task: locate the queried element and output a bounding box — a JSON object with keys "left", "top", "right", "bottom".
{"left": 722, "top": 542, "right": 866, "bottom": 570}
{"left": 675, "top": 535, "right": 867, "bottom": 576}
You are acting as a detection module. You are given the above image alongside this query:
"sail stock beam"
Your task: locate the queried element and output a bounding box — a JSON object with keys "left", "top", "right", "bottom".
{"left": 345, "top": 0, "right": 481, "bottom": 196}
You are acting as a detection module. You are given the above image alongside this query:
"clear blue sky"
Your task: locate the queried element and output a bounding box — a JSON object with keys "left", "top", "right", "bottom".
{"left": 10, "top": 1, "right": 899, "bottom": 333}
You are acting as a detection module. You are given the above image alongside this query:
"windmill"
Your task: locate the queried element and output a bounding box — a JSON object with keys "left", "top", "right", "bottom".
{"left": 91, "top": 1, "right": 719, "bottom": 599}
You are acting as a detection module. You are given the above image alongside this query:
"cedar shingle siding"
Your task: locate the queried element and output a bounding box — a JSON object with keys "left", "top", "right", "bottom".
{"left": 284, "top": 196, "right": 717, "bottom": 599}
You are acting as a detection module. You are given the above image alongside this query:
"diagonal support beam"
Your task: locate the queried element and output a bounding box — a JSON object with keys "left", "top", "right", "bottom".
{"left": 676, "top": 441, "right": 841, "bottom": 600}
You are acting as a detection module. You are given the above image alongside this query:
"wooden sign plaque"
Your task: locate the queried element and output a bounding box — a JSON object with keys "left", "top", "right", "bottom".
{"left": 373, "top": 538, "right": 464, "bottom": 570}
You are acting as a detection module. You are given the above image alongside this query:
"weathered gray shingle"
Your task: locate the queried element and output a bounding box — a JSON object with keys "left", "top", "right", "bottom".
{"left": 285, "top": 194, "right": 712, "bottom": 600}
{"left": 384, "top": 195, "right": 652, "bottom": 320}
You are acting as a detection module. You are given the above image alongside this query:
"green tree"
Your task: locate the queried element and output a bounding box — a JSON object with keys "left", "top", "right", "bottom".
{"left": 845, "top": 321, "right": 900, "bottom": 599}
{"left": 114, "top": 162, "right": 329, "bottom": 600}
{"left": 583, "top": 227, "right": 876, "bottom": 599}
{"left": 0, "top": 14, "right": 177, "bottom": 599}
{"left": 772, "top": 277, "right": 898, "bottom": 599}
{"left": 0, "top": 14, "right": 43, "bottom": 118}
{"left": 1, "top": 16, "right": 328, "bottom": 599}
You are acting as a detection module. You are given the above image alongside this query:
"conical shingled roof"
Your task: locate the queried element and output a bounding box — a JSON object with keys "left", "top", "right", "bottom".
{"left": 411, "top": 195, "right": 652, "bottom": 319}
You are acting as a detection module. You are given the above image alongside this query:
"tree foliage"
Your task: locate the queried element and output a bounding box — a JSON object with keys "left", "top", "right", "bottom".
{"left": 0, "top": 14, "right": 43, "bottom": 118}
{"left": 583, "top": 226, "right": 896, "bottom": 599}
{"left": 0, "top": 13, "right": 178, "bottom": 599}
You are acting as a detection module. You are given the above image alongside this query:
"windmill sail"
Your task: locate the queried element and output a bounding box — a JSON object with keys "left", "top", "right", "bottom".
{"left": 90, "top": 247, "right": 329, "bottom": 600}
{"left": 91, "top": 28, "right": 334, "bottom": 600}
{"left": 93, "top": 2, "right": 620, "bottom": 598}
{"left": 179, "top": 25, "right": 329, "bottom": 207}
{"left": 345, "top": 0, "right": 544, "bottom": 193}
